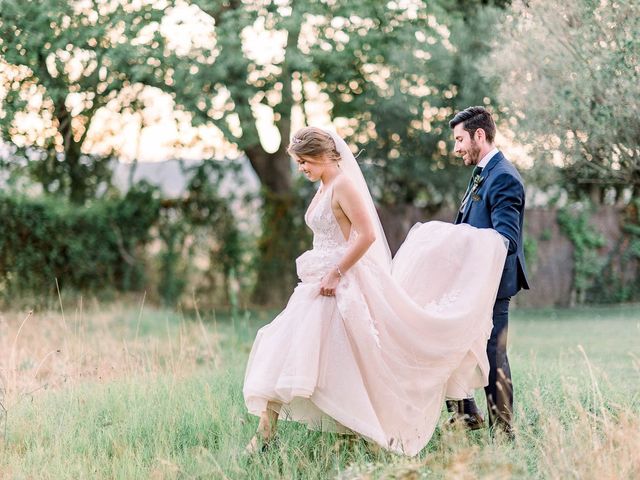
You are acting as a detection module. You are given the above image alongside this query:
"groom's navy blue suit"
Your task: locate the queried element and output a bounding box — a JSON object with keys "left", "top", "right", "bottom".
{"left": 454, "top": 150, "right": 529, "bottom": 430}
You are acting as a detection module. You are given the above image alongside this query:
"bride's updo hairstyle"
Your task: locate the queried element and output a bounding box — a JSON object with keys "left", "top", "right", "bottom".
{"left": 287, "top": 127, "right": 341, "bottom": 163}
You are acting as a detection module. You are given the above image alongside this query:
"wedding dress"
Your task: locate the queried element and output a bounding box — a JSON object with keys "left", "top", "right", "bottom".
{"left": 243, "top": 131, "right": 507, "bottom": 456}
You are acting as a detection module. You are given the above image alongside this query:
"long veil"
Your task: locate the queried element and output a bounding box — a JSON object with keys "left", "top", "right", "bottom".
{"left": 323, "top": 128, "right": 392, "bottom": 273}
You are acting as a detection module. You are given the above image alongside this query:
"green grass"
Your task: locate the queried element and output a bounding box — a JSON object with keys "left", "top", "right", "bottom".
{"left": 0, "top": 303, "right": 638, "bottom": 479}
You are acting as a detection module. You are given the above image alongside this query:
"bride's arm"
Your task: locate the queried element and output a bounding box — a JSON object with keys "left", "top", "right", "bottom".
{"left": 319, "top": 178, "right": 376, "bottom": 296}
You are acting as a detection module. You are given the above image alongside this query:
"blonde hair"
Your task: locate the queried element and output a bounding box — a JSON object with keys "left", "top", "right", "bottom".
{"left": 287, "top": 127, "right": 340, "bottom": 163}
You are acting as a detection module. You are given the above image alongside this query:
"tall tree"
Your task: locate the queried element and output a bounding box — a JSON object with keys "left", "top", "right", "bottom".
{"left": 488, "top": 0, "right": 640, "bottom": 203}
{"left": 0, "top": 0, "right": 183, "bottom": 203}
{"left": 173, "top": 0, "right": 303, "bottom": 305}
{"left": 178, "top": 0, "right": 505, "bottom": 303}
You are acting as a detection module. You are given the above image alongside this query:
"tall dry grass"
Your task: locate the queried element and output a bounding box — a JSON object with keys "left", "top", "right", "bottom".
{"left": 0, "top": 298, "right": 219, "bottom": 420}
{"left": 0, "top": 301, "right": 636, "bottom": 479}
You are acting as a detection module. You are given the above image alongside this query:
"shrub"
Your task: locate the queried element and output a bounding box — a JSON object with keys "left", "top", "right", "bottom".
{"left": 0, "top": 183, "right": 161, "bottom": 303}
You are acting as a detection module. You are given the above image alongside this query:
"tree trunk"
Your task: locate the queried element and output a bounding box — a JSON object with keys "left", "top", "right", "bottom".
{"left": 196, "top": 1, "right": 303, "bottom": 306}
{"left": 67, "top": 148, "right": 86, "bottom": 205}
{"left": 54, "top": 99, "right": 87, "bottom": 204}
{"left": 589, "top": 184, "right": 601, "bottom": 205}
{"left": 245, "top": 146, "right": 305, "bottom": 307}
{"left": 251, "top": 189, "right": 302, "bottom": 307}
{"left": 245, "top": 13, "right": 302, "bottom": 307}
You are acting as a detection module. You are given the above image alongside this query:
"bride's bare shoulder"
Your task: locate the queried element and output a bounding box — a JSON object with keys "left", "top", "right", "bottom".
{"left": 333, "top": 174, "right": 357, "bottom": 194}
{"left": 334, "top": 173, "right": 356, "bottom": 191}
{"left": 333, "top": 174, "right": 365, "bottom": 205}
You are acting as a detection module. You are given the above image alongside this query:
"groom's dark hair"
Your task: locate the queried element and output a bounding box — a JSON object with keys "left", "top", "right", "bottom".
{"left": 449, "top": 106, "right": 496, "bottom": 144}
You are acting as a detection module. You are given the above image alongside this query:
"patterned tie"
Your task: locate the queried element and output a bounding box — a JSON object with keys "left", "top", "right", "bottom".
{"left": 458, "top": 165, "right": 483, "bottom": 214}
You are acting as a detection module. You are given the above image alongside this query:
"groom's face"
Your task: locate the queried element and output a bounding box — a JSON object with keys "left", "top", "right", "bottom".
{"left": 453, "top": 123, "right": 481, "bottom": 166}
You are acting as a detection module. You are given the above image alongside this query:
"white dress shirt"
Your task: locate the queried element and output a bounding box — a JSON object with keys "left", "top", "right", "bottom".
{"left": 477, "top": 147, "right": 499, "bottom": 169}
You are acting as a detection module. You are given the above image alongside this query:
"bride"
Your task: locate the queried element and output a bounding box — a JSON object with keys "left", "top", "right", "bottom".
{"left": 243, "top": 127, "right": 507, "bottom": 456}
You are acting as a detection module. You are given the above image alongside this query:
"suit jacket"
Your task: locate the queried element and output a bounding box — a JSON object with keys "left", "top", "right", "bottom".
{"left": 455, "top": 151, "right": 530, "bottom": 299}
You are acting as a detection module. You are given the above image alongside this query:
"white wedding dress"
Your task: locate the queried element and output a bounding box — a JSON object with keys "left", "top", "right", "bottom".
{"left": 243, "top": 176, "right": 508, "bottom": 455}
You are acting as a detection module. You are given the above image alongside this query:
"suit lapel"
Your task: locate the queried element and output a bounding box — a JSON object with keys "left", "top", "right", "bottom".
{"left": 459, "top": 185, "right": 475, "bottom": 223}
{"left": 460, "top": 151, "right": 504, "bottom": 223}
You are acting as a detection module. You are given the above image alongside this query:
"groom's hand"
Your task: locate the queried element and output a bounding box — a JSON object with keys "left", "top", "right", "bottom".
{"left": 319, "top": 269, "right": 341, "bottom": 297}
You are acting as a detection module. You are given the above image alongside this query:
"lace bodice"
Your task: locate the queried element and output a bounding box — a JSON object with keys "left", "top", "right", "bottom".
{"left": 296, "top": 182, "right": 381, "bottom": 348}
{"left": 296, "top": 184, "right": 348, "bottom": 283}
{"left": 306, "top": 184, "right": 348, "bottom": 251}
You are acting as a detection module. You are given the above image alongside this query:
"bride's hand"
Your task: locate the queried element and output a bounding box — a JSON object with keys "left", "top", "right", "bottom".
{"left": 319, "top": 269, "right": 341, "bottom": 297}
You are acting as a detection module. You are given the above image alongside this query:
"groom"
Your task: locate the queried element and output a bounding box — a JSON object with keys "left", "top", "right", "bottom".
{"left": 447, "top": 106, "right": 529, "bottom": 436}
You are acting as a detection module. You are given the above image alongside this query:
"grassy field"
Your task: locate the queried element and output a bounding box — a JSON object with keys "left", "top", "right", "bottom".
{"left": 0, "top": 300, "right": 638, "bottom": 479}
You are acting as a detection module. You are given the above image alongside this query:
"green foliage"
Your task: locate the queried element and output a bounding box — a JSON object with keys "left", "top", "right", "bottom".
{"left": 155, "top": 161, "right": 245, "bottom": 307}
{"left": 156, "top": 208, "right": 190, "bottom": 307}
{"left": 523, "top": 236, "right": 538, "bottom": 270}
{"left": 0, "top": 161, "right": 245, "bottom": 308}
{"left": 303, "top": 1, "right": 506, "bottom": 209}
{"left": 1, "top": 0, "right": 516, "bottom": 306}
{"left": 622, "top": 199, "right": 640, "bottom": 259}
{"left": 173, "top": 0, "right": 512, "bottom": 303}
{"left": 590, "top": 199, "right": 640, "bottom": 303}
{"left": 539, "top": 228, "right": 553, "bottom": 242}
{"left": 0, "top": 184, "right": 160, "bottom": 302}
{"left": 556, "top": 206, "right": 606, "bottom": 304}
{"left": 250, "top": 176, "right": 313, "bottom": 306}
{"left": 490, "top": 0, "right": 640, "bottom": 201}
{"left": 0, "top": 0, "right": 185, "bottom": 203}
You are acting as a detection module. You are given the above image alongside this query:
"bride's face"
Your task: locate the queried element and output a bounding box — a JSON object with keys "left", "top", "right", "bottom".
{"left": 295, "top": 154, "right": 331, "bottom": 182}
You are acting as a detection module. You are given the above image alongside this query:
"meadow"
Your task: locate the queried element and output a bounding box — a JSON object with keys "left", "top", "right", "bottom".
{"left": 0, "top": 299, "right": 638, "bottom": 479}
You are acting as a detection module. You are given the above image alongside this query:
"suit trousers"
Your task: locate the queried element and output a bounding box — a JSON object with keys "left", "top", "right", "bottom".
{"left": 452, "top": 297, "right": 513, "bottom": 432}
{"left": 485, "top": 297, "right": 513, "bottom": 431}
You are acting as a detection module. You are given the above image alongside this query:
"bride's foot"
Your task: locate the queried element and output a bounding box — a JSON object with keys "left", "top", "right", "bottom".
{"left": 244, "top": 402, "right": 278, "bottom": 455}
{"left": 245, "top": 403, "right": 279, "bottom": 455}
{"left": 244, "top": 435, "right": 268, "bottom": 454}
{"left": 244, "top": 430, "right": 278, "bottom": 454}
